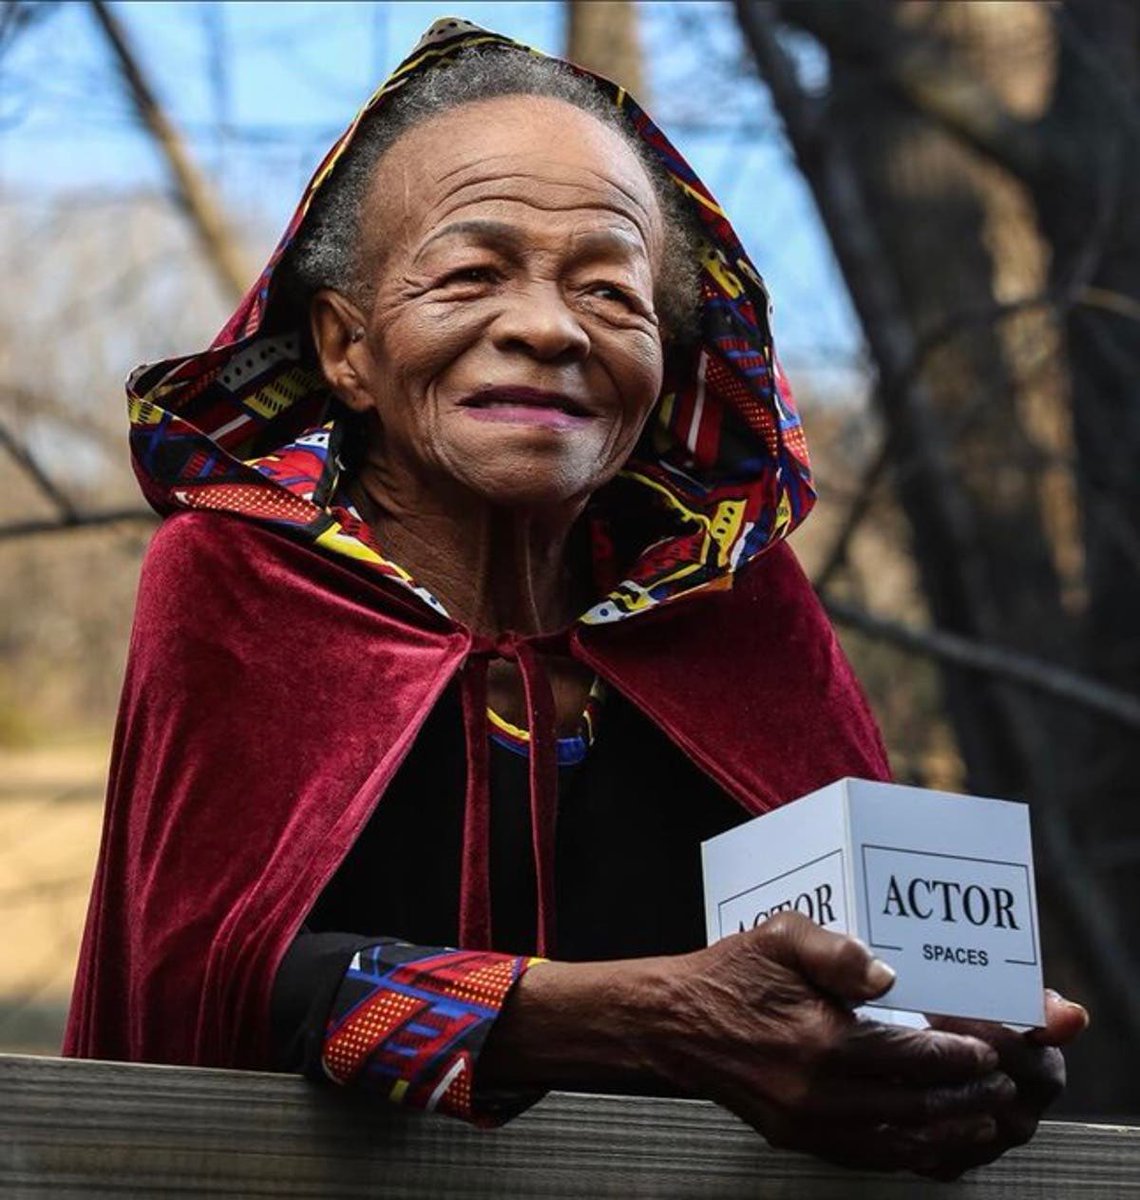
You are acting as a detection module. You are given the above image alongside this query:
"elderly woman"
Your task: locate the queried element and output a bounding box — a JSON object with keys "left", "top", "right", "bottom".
{"left": 65, "top": 19, "right": 1083, "bottom": 1178}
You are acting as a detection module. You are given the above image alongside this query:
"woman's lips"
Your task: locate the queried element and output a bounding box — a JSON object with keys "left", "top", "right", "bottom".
{"left": 462, "top": 404, "right": 591, "bottom": 429}
{"left": 458, "top": 387, "right": 595, "bottom": 429}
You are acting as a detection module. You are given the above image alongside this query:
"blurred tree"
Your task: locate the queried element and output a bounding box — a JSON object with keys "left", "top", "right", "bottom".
{"left": 565, "top": 0, "right": 645, "bottom": 98}
{"left": 736, "top": 0, "right": 1140, "bottom": 1113}
{"left": 88, "top": 0, "right": 250, "bottom": 301}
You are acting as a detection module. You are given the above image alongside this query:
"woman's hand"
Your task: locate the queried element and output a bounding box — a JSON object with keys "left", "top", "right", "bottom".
{"left": 481, "top": 912, "right": 1016, "bottom": 1175}
{"left": 917, "top": 989, "right": 1088, "bottom": 1179}
{"left": 646, "top": 913, "right": 1015, "bottom": 1173}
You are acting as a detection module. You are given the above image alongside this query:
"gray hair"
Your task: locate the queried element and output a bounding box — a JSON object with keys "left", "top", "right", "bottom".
{"left": 279, "top": 46, "right": 701, "bottom": 340}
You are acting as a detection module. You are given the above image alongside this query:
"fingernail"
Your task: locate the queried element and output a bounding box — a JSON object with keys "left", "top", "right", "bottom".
{"left": 1047, "top": 988, "right": 1091, "bottom": 1027}
{"left": 865, "top": 958, "right": 896, "bottom": 991}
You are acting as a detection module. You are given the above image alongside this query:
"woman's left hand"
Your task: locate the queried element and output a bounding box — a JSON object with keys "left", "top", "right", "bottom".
{"left": 919, "top": 989, "right": 1089, "bottom": 1179}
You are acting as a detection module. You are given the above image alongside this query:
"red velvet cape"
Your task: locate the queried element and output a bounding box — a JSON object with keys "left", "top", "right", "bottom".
{"left": 66, "top": 16, "right": 891, "bottom": 1070}
{"left": 64, "top": 511, "right": 889, "bottom": 1068}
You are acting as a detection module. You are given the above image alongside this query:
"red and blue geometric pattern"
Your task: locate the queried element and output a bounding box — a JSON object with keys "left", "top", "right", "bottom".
{"left": 321, "top": 940, "right": 540, "bottom": 1124}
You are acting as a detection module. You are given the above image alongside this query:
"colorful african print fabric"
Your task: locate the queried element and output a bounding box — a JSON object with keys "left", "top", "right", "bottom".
{"left": 124, "top": 17, "right": 816, "bottom": 632}
{"left": 321, "top": 940, "right": 540, "bottom": 1125}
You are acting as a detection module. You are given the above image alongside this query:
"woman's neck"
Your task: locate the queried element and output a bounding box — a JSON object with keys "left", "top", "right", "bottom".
{"left": 350, "top": 464, "right": 590, "bottom": 639}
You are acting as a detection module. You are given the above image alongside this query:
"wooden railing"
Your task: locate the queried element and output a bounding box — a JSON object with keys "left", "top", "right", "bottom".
{"left": 3, "top": 1054, "right": 1138, "bottom": 1197}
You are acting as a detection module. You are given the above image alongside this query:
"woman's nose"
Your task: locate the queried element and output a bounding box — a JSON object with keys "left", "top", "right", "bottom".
{"left": 490, "top": 285, "right": 590, "bottom": 362}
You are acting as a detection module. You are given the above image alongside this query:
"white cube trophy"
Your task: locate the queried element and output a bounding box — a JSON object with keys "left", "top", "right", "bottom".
{"left": 702, "top": 778, "right": 1044, "bottom": 1027}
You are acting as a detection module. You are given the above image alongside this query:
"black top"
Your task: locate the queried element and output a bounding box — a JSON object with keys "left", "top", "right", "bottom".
{"left": 271, "top": 685, "right": 748, "bottom": 1070}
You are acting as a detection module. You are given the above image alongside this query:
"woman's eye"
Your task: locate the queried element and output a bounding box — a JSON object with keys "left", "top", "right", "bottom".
{"left": 441, "top": 266, "right": 498, "bottom": 287}
{"left": 588, "top": 282, "right": 636, "bottom": 308}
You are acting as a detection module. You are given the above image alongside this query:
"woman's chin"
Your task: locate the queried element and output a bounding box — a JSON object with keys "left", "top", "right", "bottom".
{"left": 442, "top": 457, "right": 603, "bottom": 511}
{"left": 437, "top": 436, "right": 617, "bottom": 511}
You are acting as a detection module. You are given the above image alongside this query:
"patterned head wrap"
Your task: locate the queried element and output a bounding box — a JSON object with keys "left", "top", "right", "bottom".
{"left": 125, "top": 17, "right": 815, "bottom": 626}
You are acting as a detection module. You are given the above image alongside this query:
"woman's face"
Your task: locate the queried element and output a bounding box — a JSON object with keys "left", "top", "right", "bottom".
{"left": 317, "top": 94, "right": 666, "bottom": 510}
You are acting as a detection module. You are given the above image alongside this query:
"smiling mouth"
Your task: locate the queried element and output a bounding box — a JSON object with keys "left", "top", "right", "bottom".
{"left": 460, "top": 391, "right": 592, "bottom": 420}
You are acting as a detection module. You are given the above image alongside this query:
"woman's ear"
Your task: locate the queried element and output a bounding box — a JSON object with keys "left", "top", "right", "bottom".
{"left": 310, "top": 289, "right": 372, "bottom": 413}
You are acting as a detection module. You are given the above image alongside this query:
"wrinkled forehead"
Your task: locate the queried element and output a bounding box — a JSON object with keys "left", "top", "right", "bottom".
{"left": 359, "top": 94, "right": 664, "bottom": 264}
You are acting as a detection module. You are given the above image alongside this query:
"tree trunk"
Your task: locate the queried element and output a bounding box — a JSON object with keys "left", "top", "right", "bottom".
{"left": 565, "top": 1, "right": 645, "bottom": 99}
{"left": 738, "top": 0, "right": 1140, "bottom": 1112}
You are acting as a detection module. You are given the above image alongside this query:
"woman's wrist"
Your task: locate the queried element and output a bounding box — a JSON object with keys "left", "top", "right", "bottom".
{"left": 476, "top": 953, "right": 685, "bottom": 1093}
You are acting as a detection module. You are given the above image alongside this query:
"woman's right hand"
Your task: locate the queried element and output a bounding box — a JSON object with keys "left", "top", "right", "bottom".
{"left": 480, "top": 912, "right": 1015, "bottom": 1176}
{"left": 643, "top": 913, "right": 1014, "bottom": 1174}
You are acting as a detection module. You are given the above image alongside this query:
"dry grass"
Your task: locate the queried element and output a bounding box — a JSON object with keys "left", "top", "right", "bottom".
{"left": 0, "top": 735, "right": 108, "bottom": 1051}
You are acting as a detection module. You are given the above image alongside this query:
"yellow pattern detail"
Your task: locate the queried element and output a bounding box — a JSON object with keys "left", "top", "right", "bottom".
{"left": 671, "top": 176, "right": 726, "bottom": 218}
{"left": 634, "top": 559, "right": 704, "bottom": 592}
{"left": 604, "top": 473, "right": 752, "bottom": 602}
{"left": 620, "top": 469, "right": 704, "bottom": 524}
{"left": 486, "top": 677, "right": 603, "bottom": 743}
{"left": 487, "top": 708, "right": 528, "bottom": 742}
{"left": 387, "top": 36, "right": 510, "bottom": 87}
{"left": 244, "top": 373, "right": 306, "bottom": 421}
{"left": 613, "top": 586, "right": 656, "bottom": 613}
{"left": 390, "top": 1079, "right": 409, "bottom": 1104}
{"left": 703, "top": 249, "right": 744, "bottom": 300}
{"left": 773, "top": 491, "right": 792, "bottom": 535}
{"left": 128, "top": 397, "right": 165, "bottom": 427}
{"left": 314, "top": 525, "right": 391, "bottom": 569}
{"left": 708, "top": 498, "right": 746, "bottom": 563}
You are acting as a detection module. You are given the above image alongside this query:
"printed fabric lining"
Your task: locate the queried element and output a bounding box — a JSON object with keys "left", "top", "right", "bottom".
{"left": 320, "top": 940, "right": 543, "bottom": 1125}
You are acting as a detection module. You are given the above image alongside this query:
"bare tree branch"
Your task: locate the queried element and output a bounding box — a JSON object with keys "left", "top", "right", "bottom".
{"left": 88, "top": 0, "right": 250, "bottom": 302}
{"left": 735, "top": 0, "right": 1007, "bottom": 637}
{"left": 770, "top": 0, "right": 1044, "bottom": 182}
{"left": 811, "top": 438, "right": 890, "bottom": 591}
{"left": 813, "top": 291, "right": 1060, "bottom": 591}
{"left": 823, "top": 595, "right": 1140, "bottom": 733}
{"left": 0, "top": 419, "right": 76, "bottom": 518}
{"left": 801, "top": 277, "right": 1137, "bottom": 595}
{"left": 2, "top": 384, "right": 122, "bottom": 459}
{"left": 1054, "top": 5, "right": 1140, "bottom": 149}
{"left": 1077, "top": 284, "right": 1140, "bottom": 324}
{"left": 0, "top": 508, "right": 155, "bottom": 540}
{"left": 0, "top": 0, "right": 56, "bottom": 56}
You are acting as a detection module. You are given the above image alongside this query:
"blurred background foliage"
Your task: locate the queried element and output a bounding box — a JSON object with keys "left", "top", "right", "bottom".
{"left": 1, "top": 0, "right": 1137, "bottom": 1117}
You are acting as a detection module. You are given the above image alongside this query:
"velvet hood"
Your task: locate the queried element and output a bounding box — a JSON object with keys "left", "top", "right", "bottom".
{"left": 65, "top": 18, "right": 890, "bottom": 1069}
{"left": 123, "top": 17, "right": 814, "bottom": 619}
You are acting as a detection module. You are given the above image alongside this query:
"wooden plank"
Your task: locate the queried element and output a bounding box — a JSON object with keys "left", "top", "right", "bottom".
{"left": 2, "top": 1054, "right": 1138, "bottom": 1197}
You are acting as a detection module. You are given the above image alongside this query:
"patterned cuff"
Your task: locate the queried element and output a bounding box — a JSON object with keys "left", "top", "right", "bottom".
{"left": 319, "top": 940, "right": 542, "bottom": 1125}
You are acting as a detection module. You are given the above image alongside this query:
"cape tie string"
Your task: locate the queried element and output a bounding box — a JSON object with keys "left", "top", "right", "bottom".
{"left": 514, "top": 640, "right": 559, "bottom": 958}
{"left": 458, "top": 632, "right": 564, "bottom": 958}
{"left": 457, "top": 653, "right": 492, "bottom": 951}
